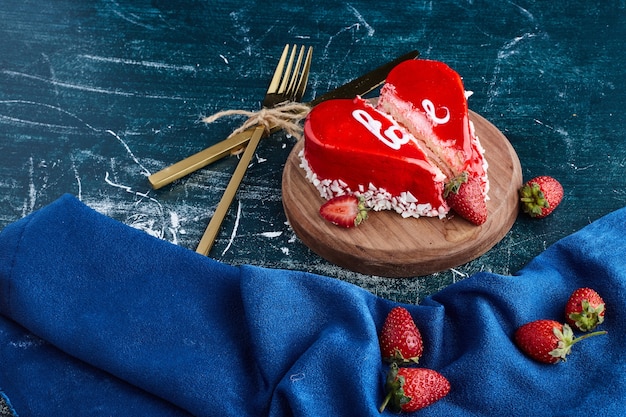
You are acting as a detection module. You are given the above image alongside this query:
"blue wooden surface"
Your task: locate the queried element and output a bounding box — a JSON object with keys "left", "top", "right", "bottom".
{"left": 1, "top": 0, "right": 625, "bottom": 303}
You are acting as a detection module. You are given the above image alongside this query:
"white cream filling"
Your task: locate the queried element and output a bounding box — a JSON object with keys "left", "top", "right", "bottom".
{"left": 468, "top": 120, "right": 490, "bottom": 201}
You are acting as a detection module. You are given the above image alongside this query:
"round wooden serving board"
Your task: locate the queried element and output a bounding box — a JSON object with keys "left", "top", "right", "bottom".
{"left": 282, "top": 111, "right": 522, "bottom": 278}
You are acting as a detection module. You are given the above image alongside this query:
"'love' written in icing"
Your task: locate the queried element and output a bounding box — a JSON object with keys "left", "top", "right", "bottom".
{"left": 352, "top": 109, "right": 409, "bottom": 150}
{"left": 422, "top": 99, "right": 450, "bottom": 125}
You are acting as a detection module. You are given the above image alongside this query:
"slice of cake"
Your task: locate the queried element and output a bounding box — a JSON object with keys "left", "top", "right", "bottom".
{"left": 301, "top": 97, "right": 448, "bottom": 218}
{"left": 299, "top": 58, "right": 488, "bottom": 221}
{"left": 377, "top": 59, "right": 488, "bottom": 199}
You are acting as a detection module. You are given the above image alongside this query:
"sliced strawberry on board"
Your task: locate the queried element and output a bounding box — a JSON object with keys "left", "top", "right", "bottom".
{"left": 319, "top": 195, "right": 368, "bottom": 228}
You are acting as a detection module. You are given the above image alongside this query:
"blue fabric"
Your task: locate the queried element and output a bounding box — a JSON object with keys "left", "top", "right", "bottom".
{"left": 0, "top": 194, "right": 623, "bottom": 416}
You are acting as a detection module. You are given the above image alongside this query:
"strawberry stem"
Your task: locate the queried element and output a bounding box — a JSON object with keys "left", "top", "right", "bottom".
{"left": 378, "top": 363, "right": 408, "bottom": 413}
{"left": 572, "top": 330, "right": 608, "bottom": 345}
{"left": 378, "top": 392, "right": 392, "bottom": 413}
{"left": 550, "top": 324, "right": 607, "bottom": 361}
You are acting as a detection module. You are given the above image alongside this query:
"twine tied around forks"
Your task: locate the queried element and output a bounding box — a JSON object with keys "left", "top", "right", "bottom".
{"left": 201, "top": 101, "right": 311, "bottom": 147}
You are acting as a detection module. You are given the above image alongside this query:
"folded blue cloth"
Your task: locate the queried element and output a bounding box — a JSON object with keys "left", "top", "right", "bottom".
{"left": 0, "top": 194, "right": 623, "bottom": 416}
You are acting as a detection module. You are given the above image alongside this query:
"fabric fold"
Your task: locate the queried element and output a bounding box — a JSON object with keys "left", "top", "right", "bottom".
{"left": 0, "top": 194, "right": 625, "bottom": 416}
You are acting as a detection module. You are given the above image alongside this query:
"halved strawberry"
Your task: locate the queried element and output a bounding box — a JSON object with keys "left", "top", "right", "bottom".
{"left": 444, "top": 172, "right": 487, "bottom": 225}
{"left": 319, "top": 195, "right": 368, "bottom": 228}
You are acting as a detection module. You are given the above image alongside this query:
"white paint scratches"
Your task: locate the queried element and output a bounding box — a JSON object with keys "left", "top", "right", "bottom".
{"left": 104, "top": 172, "right": 153, "bottom": 200}
{"left": 106, "top": 0, "right": 157, "bottom": 30}
{"left": 450, "top": 268, "right": 468, "bottom": 283}
{"left": 229, "top": 11, "right": 254, "bottom": 56}
{"left": 103, "top": 172, "right": 166, "bottom": 238}
{"left": 40, "top": 52, "right": 61, "bottom": 99}
{"left": 568, "top": 162, "right": 594, "bottom": 171}
{"left": 322, "top": 4, "right": 376, "bottom": 55}
{"left": 510, "top": 1, "right": 536, "bottom": 23}
{"left": 1, "top": 70, "right": 187, "bottom": 100}
{"left": 324, "top": 23, "right": 361, "bottom": 52}
{"left": 497, "top": 33, "right": 537, "bottom": 61}
{"left": 24, "top": 157, "right": 37, "bottom": 216}
{"left": 485, "top": 32, "right": 538, "bottom": 110}
{"left": 0, "top": 100, "right": 98, "bottom": 131}
{"left": 106, "top": 130, "right": 151, "bottom": 177}
{"left": 168, "top": 211, "right": 186, "bottom": 245}
{"left": 533, "top": 119, "right": 553, "bottom": 129}
{"left": 170, "top": 211, "right": 180, "bottom": 229}
{"left": 285, "top": 222, "right": 298, "bottom": 244}
{"left": 347, "top": 4, "right": 375, "bottom": 36}
{"left": 71, "top": 157, "right": 83, "bottom": 200}
{"left": 126, "top": 214, "right": 161, "bottom": 238}
{"left": 80, "top": 54, "right": 197, "bottom": 72}
{"left": 259, "top": 231, "right": 282, "bottom": 238}
{"left": 221, "top": 200, "right": 242, "bottom": 256}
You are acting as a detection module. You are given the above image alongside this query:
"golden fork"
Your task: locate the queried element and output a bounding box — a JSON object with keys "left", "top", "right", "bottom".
{"left": 196, "top": 44, "right": 313, "bottom": 256}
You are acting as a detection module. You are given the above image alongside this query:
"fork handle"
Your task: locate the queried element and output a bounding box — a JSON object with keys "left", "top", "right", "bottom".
{"left": 195, "top": 125, "right": 266, "bottom": 256}
{"left": 148, "top": 123, "right": 281, "bottom": 190}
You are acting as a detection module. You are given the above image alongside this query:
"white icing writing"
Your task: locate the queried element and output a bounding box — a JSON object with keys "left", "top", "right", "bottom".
{"left": 352, "top": 109, "right": 409, "bottom": 150}
{"left": 422, "top": 99, "right": 450, "bottom": 125}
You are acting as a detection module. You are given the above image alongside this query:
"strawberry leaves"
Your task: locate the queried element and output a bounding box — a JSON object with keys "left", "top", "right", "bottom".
{"left": 519, "top": 175, "right": 563, "bottom": 218}
{"left": 565, "top": 287, "right": 606, "bottom": 332}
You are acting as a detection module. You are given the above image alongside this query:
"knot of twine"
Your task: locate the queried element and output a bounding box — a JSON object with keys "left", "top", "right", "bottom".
{"left": 202, "top": 101, "right": 311, "bottom": 142}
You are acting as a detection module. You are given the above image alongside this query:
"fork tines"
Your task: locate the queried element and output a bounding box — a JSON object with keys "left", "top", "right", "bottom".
{"left": 268, "top": 44, "right": 313, "bottom": 105}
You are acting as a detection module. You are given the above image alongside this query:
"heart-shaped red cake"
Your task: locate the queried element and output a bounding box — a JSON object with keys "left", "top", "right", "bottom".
{"left": 300, "top": 59, "right": 488, "bottom": 219}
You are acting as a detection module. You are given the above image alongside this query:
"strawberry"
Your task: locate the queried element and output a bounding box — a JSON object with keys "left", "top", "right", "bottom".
{"left": 379, "top": 306, "right": 423, "bottom": 365}
{"left": 519, "top": 175, "right": 563, "bottom": 218}
{"left": 514, "top": 319, "right": 606, "bottom": 364}
{"left": 565, "top": 287, "right": 605, "bottom": 332}
{"left": 379, "top": 363, "right": 450, "bottom": 413}
{"left": 444, "top": 172, "right": 487, "bottom": 225}
{"left": 319, "top": 194, "right": 368, "bottom": 228}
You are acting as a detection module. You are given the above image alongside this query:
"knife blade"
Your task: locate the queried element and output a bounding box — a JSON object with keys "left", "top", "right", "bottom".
{"left": 148, "top": 50, "right": 419, "bottom": 190}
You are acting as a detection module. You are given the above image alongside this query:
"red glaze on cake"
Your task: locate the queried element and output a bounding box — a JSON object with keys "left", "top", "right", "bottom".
{"left": 300, "top": 58, "right": 488, "bottom": 219}
{"left": 301, "top": 97, "right": 448, "bottom": 218}
{"left": 378, "top": 59, "right": 488, "bottom": 198}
